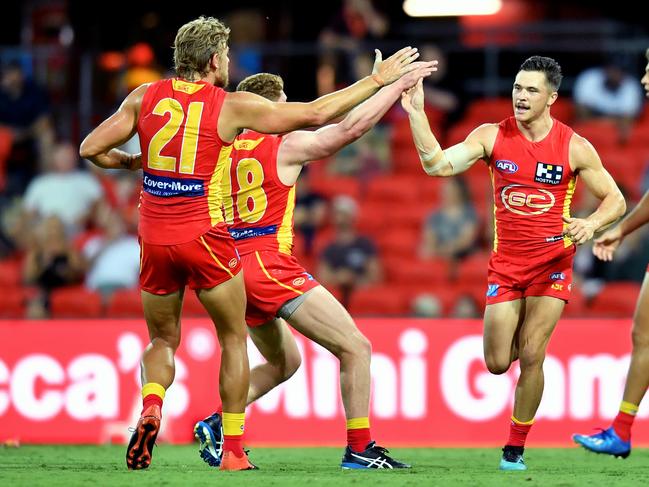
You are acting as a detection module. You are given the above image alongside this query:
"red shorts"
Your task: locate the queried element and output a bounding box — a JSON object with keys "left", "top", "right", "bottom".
{"left": 241, "top": 250, "right": 319, "bottom": 327}
{"left": 139, "top": 224, "right": 242, "bottom": 295}
{"left": 486, "top": 248, "right": 574, "bottom": 305}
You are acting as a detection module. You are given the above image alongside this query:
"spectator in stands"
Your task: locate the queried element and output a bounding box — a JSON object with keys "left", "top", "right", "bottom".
{"left": 0, "top": 61, "right": 55, "bottom": 196}
{"left": 573, "top": 60, "right": 644, "bottom": 142}
{"left": 22, "top": 141, "right": 103, "bottom": 237}
{"left": 420, "top": 176, "right": 478, "bottom": 260}
{"left": 317, "top": 0, "right": 389, "bottom": 95}
{"left": 23, "top": 215, "right": 85, "bottom": 317}
{"left": 411, "top": 292, "right": 443, "bottom": 318}
{"left": 293, "top": 170, "right": 327, "bottom": 256}
{"left": 451, "top": 293, "right": 481, "bottom": 319}
{"left": 82, "top": 208, "right": 140, "bottom": 297}
{"left": 318, "top": 195, "right": 381, "bottom": 306}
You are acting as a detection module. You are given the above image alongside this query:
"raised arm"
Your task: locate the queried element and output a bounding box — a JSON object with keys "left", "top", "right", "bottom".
{"left": 79, "top": 84, "right": 147, "bottom": 171}
{"left": 401, "top": 79, "right": 491, "bottom": 177}
{"left": 218, "top": 47, "right": 420, "bottom": 142}
{"left": 277, "top": 63, "right": 437, "bottom": 167}
{"left": 563, "top": 134, "right": 626, "bottom": 245}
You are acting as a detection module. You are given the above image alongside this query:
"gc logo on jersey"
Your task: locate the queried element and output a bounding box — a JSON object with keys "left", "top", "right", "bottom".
{"left": 501, "top": 184, "right": 556, "bottom": 215}
{"left": 495, "top": 160, "right": 519, "bottom": 174}
{"left": 535, "top": 162, "right": 563, "bottom": 185}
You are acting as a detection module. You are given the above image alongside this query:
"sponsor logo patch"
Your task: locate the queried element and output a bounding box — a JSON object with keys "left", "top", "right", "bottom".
{"left": 228, "top": 258, "right": 238, "bottom": 268}
{"left": 550, "top": 272, "right": 565, "bottom": 281}
{"left": 486, "top": 284, "right": 500, "bottom": 297}
{"left": 142, "top": 172, "right": 204, "bottom": 197}
{"left": 534, "top": 162, "right": 563, "bottom": 185}
{"left": 551, "top": 283, "right": 564, "bottom": 291}
{"left": 495, "top": 159, "right": 519, "bottom": 174}
{"left": 228, "top": 225, "right": 278, "bottom": 240}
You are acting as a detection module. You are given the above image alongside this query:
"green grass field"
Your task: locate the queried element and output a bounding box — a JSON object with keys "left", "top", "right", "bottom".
{"left": 2, "top": 445, "right": 648, "bottom": 486}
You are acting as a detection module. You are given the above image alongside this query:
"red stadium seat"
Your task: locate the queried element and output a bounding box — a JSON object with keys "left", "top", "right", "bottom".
{"left": 364, "top": 176, "right": 420, "bottom": 205}
{"left": 106, "top": 288, "right": 142, "bottom": 317}
{"left": 550, "top": 98, "right": 574, "bottom": 124}
{"left": 464, "top": 98, "right": 513, "bottom": 125}
{"left": 376, "top": 230, "right": 419, "bottom": 259}
{"left": 587, "top": 282, "right": 642, "bottom": 318}
{"left": 310, "top": 176, "right": 361, "bottom": 201}
{"left": 0, "top": 258, "right": 22, "bottom": 287}
{"left": 0, "top": 286, "right": 30, "bottom": 318}
{"left": 50, "top": 286, "right": 103, "bottom": 318}
{"left": 348, "top": 285, "right": 409, "bottom": 316}
{"left": 456, "top": 252, "right": 490, "bottom": 283}
{"left": 383, "top": 257, "right": 450, "bottom": 285}
{"left": 572, "top": 120, "right": 621, "bottom": 151}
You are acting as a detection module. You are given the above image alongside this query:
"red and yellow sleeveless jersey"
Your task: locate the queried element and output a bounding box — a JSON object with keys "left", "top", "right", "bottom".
{"left": 137, "top": 79, "right": 232, "bottom": 245}
{"left": 488, "top": 116, "right": 576, "bottom": 259}
{"left": 221, "top": 130, "right": 296, "bottom": 255}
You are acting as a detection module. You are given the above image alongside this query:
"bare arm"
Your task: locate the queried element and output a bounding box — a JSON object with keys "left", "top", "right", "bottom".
{"left": 401, "top": 79, "right": 491, "bottom": 177}
{"left": 79, "top": 84, "right": 148, "bottom": 170}
{"left": 218, "top": 47, "right": 420, "bottom": 142}
{"left": 563, "top": 134, "right": 626, "bottom": 245}
{"left": 592, "top": 190, "right": 649, "bottom": 261}
{"left": 277, "top": 63, "right": 437, "bottom": 167}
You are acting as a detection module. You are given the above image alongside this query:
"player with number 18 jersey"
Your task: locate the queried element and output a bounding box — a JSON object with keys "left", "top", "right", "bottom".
{"left": 221, "top": 130, "right": 319, "bottom": 325}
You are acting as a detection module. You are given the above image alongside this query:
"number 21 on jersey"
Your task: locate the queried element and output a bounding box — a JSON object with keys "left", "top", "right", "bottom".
{"left": 222, "top": 157, "right": 268, "bottom": 224}
{"left": 147, "top": 98, "right": 204, "bottom": 175}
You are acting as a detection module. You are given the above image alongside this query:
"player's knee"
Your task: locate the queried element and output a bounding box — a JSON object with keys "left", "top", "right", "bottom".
{"left": 485, "top": 355, "right": 510, "bottom": 375}
{"left": 151, "top": 333, "right": 181, "bottom": 351}
{"left": 352, "top": 333, "right": 372, "bottom": 361}
{"left": 518, "top": 347, "right": 545, "bottom": 370}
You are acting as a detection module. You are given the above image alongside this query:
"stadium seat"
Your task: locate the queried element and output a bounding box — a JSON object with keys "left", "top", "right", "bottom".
{"left": 572, "top": 120, "right": 621, "bottom": 150}
{"left": 0, "top": 258, "right": 22, "bottom": 287}
{"left": 376, "top": 229, "right": 419, "bottom": 259}
{"left": 550, "top": 98, "right": 574, "bottom": 124}
{"left": 50, "top": 286, "right": 103, "bottom": 318}
{"left": 464, "top": 98, "right": 513, "bottom": 125}
{"left": 310, "top": 176, "right": 361, "bottom": 201}
{"left": 587, "top": 282, "right": 642, "bottom": 318}
{"left": 364, "top": 176, "right": 420, "bottom": 205}
{"left": 456, "top": 252, "right": 490, "bottom": 283}
{"left": 106, "top": 288, "right": 142, "bottom": 317}
{"left": 0, "top": 286, "right": 30, "bottom": 318}
{"left": 348, "top": 285, "right": 409, "bottom": 316}
{"left": 383, "top": 257, "right": 451, "bottom": 285}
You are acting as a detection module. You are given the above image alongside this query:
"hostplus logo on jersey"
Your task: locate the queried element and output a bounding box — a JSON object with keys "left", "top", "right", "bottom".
{"left": 534, "top": 162, "right": 563, "bottom": 185}
{"left": 495, "top": 159, "right": 519, "bottom": 174}
{"left": 143, "top": 172, "right": 204, "bottom": 197}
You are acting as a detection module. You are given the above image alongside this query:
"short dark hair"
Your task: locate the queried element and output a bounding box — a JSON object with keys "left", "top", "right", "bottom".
{"left": 236, "top": 73, "right": 284, "bottom": 101}
{"left": 518, "top": 56, "right": 563, "bottom": 91}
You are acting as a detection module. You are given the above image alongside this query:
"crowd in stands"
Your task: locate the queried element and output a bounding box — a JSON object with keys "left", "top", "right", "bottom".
{"left": 1, "top": 3, "right": 648, "bottom": 320}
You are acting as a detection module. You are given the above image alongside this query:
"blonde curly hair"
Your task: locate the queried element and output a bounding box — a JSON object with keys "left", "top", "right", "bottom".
{"left": 173, "top": 16, "right": 230, "bottom": 80}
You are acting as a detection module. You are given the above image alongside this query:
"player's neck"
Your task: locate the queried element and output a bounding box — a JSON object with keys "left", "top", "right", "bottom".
{"left": 516, "top": 113, "right": 553, "bottom": 143}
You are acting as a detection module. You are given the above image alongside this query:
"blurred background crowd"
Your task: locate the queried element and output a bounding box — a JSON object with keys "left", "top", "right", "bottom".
{"left": 1, "top": 0, "right": 648, "bottom": 320}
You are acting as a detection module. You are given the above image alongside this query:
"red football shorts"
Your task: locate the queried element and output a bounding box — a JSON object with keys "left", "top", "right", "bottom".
{"left": 139, "top": 223, "right": 241, "bottom": 295}
{"left": 241, "top": 250, "right": 319, "bottom": 327}
{"left": 486, "top": 247, "right": 575, "bottom": 305}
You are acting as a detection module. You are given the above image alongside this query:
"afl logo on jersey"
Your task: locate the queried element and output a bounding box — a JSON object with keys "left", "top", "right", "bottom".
{"left": 495, "top": 160, "right": 519, "bottom": 174}
{"left": 501, "top": 184, "right": 555, "bottom": 215}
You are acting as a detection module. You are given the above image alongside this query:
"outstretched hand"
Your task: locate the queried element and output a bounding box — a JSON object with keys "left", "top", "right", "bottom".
{"left": 373, "top": 46, "right": 420, "bottom": 85}
{"left": 401, "top": 78, "right": 425, "bottom": 113}
{"left": 592, "top": 226, "right": 623, "bottom": 261}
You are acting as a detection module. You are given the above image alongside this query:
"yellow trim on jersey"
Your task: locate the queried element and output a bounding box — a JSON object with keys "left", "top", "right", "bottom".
{"left": 234, "top": 138, "right": 265, "bottom": 151}
{"left": 277, "top": 185, "right": 296, "bottom": 255}
{"left": 209, "top": 145, "right": 233, "bottom": 225}
{"left": 199, "top": 236, "right": 234, "bottom": 277}
{"left": 172, "top": 79, "right": 205, "bottom": 94}
{"left": 489, "top": 167, "right": 498, "bottom": 253}
{"left": 563, "top": 176, "right": 577, "bottom": 247}
{"left": 255, "top": 251, "right": 304, "bottom": 295}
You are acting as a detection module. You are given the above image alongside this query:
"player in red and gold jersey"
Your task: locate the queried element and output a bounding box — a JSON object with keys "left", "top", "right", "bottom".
{"left": 194, "top": 64, "right": 436, "bottom": 470}
{"left": 402, "top": 56, "right": 626, "bottom": 470}
{"left": 80, "top": 16, "right": 426, "bottom": 471}
{"left": 573, "top": 47, "right": 649, "bottom": 459}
